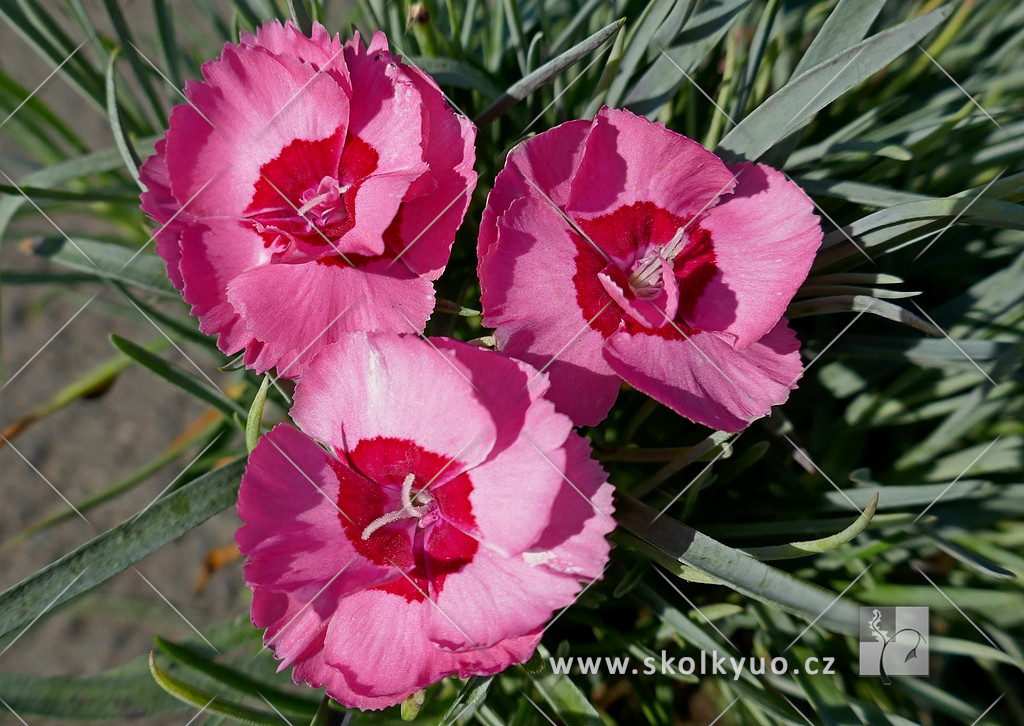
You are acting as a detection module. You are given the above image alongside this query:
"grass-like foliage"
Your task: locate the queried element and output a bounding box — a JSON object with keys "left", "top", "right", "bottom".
{"left": 1, "top": 0, "right": 1022, "bottom": 724}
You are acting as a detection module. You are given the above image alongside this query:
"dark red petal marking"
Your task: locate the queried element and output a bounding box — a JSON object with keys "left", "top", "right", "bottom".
{"left": 333, "top": 437, "right": 478, "bottom": 602}
{"left": 248, "top": 129, "right": 345, "bottom": 215}
{"left": 571, "top": 201, "right": 718, "bottom": 341}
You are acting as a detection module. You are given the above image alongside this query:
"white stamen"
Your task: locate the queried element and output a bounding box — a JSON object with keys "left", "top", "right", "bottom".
{"left": 296, "top": 190, "right": 334, "bottom": 217}
{"left": 628, "top": 228, "right": 686, "bottom": 293}
{"left": 360, "top": 473, "right": 434, "bottom": 540}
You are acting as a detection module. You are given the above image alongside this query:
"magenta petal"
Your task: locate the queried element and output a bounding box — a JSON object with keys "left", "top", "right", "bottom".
{"left": 291, "top": 333, "right": 498, "bottom": 473}
{"left": 238, "top": 425, "right": 394, "bottom": 666}
{"left": 227, "top": 258, "right": 434, "bottom": 377}
{"left": 460, "top": 403, "right": 571, "bottom": 556}
{"left": 525, "top": 433, "right": 615, "bottom": 580}
{"left": 426, "top": 548, "right": 583, "bottom": 650}
{"left": 478, "top": 119, "right": 591, "bottom": 261}
{"left": 177, "top": 220, "right": 270, "bottom": 356}
{"left": 245, "top": 19, "right": 346, "bottom": 72}
{"left": 566, "top": 107, "right": 735, "bottom": 221}
{"left": 338, "top": 33, "right": 429, "bottom": 257}
{"left": 320, "top": 589, "right": 538, "bottom": 708}
{"left": 690, "top": 163, "right": 822, "bottom": 348}
{"left": 604, "top": 321, "right": 804, "bottom": 432}
{"left": 139, "top": 138, "right": 191, "bottom": 290}
{"left": 165, "top": 45, "right": 349, "bottom": 218}
{"left": 480, "top": 197, "right": 621, "bottom": 426}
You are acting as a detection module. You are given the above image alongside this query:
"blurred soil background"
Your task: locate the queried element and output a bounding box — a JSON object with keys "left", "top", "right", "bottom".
{"left": 0, "top": 3, "right": 246, "bottom": 722}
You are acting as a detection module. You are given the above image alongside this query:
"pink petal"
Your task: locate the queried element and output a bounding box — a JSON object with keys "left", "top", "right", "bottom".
{"left": 382, "top": 66, "right": 477, "bottom": 279}
{"left": 165, "top": 44, "right": 349, "bottom": 219}
{"left": 604, "top": 321, "right": 804, "bottom": 432}
{"left": 320, "top": 588, "right": 539, "bottom": 708}
{"left": 565, "top": 107, "right": 735, "bottom": 221}
{"left": 338, "top": 33, "right": 430, "bottom": 258}
{"left": 139, "top": 138, "right": 191, "bottom": 290}
{"left": 226, "top": 257, "right": 435, "bottom": 377}
{"left": 478, "top": 119, "right": 590, "bottom": 262}
{"left": 479, "top": 196, "right": 621, "bottom": 426}
{"left": 291, "top": 333, "right": 498, "bottom": 474}
{"left": 238, "top": 425, "right": 395, "bottom": 666}
{"left": 690, "top": 162, "right": 822, "bottom": 348}
{"left": 459, "top": 404, "right": 571, "bottom": 556}
{"left": 427, "top": 546, "right": 584, "bottom": 650}
{"left": 525, "top": 433, "right": 615, "bottom": 580}
{"left": 177, "top": 220, "right": 270, "bottom": 356}
{"left": 244, "top": 20, "right": 346, "bottom": 72}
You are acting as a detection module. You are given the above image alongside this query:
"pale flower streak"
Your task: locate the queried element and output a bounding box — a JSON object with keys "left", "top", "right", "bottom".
{"left": 912, "top": 562, "right": 1002, "bottom": 651}
{"left": 916, "top": 43, "right": 1001, "bottom": 129}
{"left": 783, "top": 564, "right": 872, "bottom": 652}
{"left": 391, "top": 305, "right": 484, "bottom": 397}
{"left": 909, "top": 300, "right": 998, "bottom": 386}
{"left": 655, "top": 566, "right": 739, "bottom": 651}
{"left": 913, "top": 435, "right": 1003, "bottom": 524}
{"left": 0, "top": 568, "right": 89, "bottom": 659}
{"left": 912, "top": 169, "right": 1007, "bottom": 262}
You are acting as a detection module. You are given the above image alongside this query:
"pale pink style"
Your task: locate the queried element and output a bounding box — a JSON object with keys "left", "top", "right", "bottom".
{"left": 236, "top": 333, "right": 614, "bottom": 709}
{"left": 478, "top": 107, "right": 822, "bottom": 431}
{"left": 140, "top": 21, "right": 476, "bottom": 377}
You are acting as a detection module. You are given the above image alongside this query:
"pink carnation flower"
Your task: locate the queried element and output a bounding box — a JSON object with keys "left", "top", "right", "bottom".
{"left": 478, "top": 107, "right": 822, "bottom": 431}
{"left": 140, "top": 21, "right": 476, "bottom": 377}
{"left": 236, "top": 332, "right": 615, "bottom": 709}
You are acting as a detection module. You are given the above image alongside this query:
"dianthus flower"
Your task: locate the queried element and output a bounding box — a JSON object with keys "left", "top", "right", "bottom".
{"left": 236, "top": 333, "right": 615, "bottom": 709}
{"left": 478, "top": 107, "right": 822, "bottom": 431}
{"left": 140, "top": 21, "right": 476, "bottom": 377}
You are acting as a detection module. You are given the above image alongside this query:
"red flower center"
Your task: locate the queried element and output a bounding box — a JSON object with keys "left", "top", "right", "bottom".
{"left": 572, "top": 201, "right": 717, "bottom": 340}
{"left": 245, "top": 129, "right": 379, "bottom": 261}
{"left": 332, "top": 437, "right": 478, "bottom": 602}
